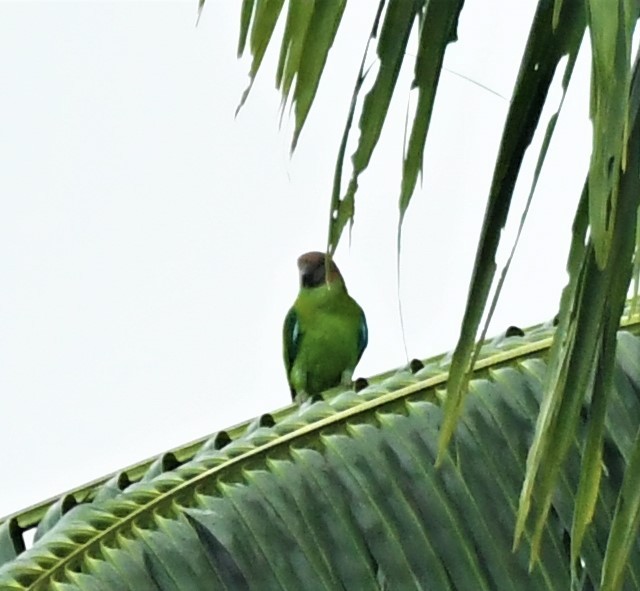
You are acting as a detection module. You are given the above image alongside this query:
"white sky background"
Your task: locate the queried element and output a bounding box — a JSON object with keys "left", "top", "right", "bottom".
{"left": 0, "top": 1, "right": 592, "bottom": 519}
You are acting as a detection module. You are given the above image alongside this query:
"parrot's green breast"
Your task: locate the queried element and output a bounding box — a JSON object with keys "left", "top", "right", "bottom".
{"left": 284, "top": 283, "right": 367, "bottom": 399}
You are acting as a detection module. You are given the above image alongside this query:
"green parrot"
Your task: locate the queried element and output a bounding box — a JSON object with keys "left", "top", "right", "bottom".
{"left": 283, "top": 251, "right": 368, "bottom": 402}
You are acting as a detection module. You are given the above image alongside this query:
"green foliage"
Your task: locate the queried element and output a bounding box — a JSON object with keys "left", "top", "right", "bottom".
{"left": 2, "top": 319, "right": 640, "bottom": 589}
{"left": 232, "top": 1, "right": 640, "bottom": 587}
{"left": 517, "top": 47, "right": 640, "bottom": 584}
{"left": 236, "top": 0, "right": 465, "bottom": 253}
{"left": 237, "top": 0, "right": 347, "bottom": 150}
{"left": 440, "top": 0, "right": 586, "bottom": 466}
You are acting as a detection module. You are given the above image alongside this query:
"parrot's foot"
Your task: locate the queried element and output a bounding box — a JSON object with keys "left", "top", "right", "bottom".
{"left": 295, "top": 390, "right": 324, "bottom": 407}
{"left": 294, "top": 390, "right": 310, "bottom": 405}
{"left": 295, "top": 390, "right": 324, "bottom": 405}
{"left": 340, "top": 369, "right": 354, "bottom": 388}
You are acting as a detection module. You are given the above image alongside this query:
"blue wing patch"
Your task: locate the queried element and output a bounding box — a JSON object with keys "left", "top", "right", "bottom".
{"left": 357, "top": 310, "right": 368, "bottom": 362}
{"left": 283, "top": 307, "right": 301, "bottom": 373}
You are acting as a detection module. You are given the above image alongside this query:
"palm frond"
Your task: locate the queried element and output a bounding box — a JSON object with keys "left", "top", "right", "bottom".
{"left": 236, "top": 0, "right": 347, "bottom": 150}
{"left": 441, "top": 0, "right": 586, "bottom": 464}
{"left": 516, "top": 46, "right": 640, "bottom": 581}
{"left": 2, "top": 313, "right": 640, "bottom": 589}
{"left": 220, "top": 0, "right": 640, "bottom": 581}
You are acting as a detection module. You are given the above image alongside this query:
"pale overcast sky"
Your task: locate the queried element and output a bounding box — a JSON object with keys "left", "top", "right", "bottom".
{"left": 0, "top": 1, "right": 591, "bottom": 519}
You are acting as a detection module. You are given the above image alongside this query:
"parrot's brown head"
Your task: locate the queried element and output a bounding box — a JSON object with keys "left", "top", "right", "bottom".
{"left": 297, "top": 251, "right": 344, "bottom": 289}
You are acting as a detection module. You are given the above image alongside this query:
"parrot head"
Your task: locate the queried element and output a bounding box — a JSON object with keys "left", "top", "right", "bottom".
{"left": 297, "top": 251, "right": 344, "bottom": 289}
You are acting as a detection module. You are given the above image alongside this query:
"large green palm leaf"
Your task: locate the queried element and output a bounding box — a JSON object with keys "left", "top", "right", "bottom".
{"left": 232, "top": 0, "right": 640, "bottom": 581}
{"left": 2, "top": 315, "right": 640, "bottom": 590}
